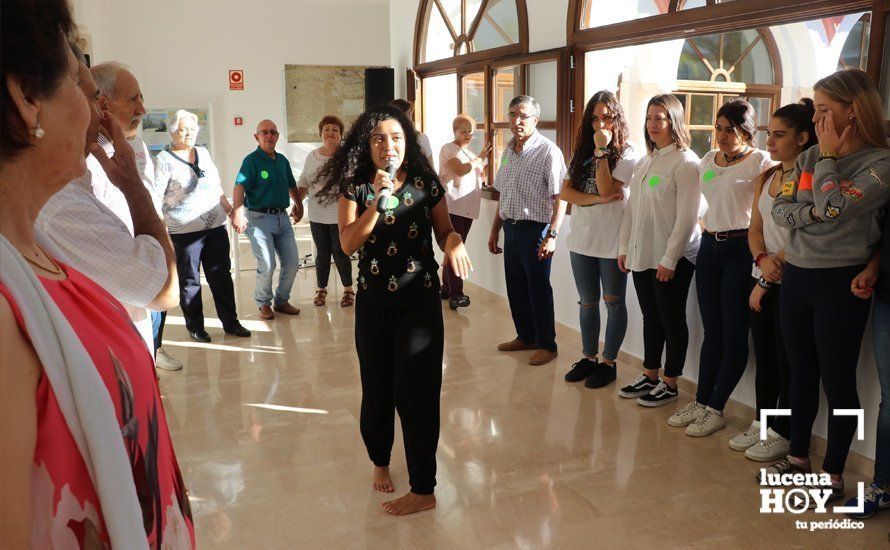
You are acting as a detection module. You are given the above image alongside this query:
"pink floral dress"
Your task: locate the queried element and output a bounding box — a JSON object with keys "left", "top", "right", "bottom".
{"left": 1, "top": 263, "right": 195, "bottom": 549}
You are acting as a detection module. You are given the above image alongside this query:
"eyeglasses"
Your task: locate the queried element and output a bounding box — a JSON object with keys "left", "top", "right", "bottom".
{"left": 507, "top": 112, "right": 537, "bottom": 121}
{"left": 257, "top": 129, "right": 279, "bottom": 136}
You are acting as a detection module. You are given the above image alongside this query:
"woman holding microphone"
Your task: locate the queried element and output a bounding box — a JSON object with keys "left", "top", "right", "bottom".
{"left": 317, "top": 105, "right": 471, "bottom": 516}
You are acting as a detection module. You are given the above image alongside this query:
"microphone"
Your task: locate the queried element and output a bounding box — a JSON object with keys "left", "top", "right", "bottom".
{"left": 377, "top": 157, "right": 400, "bottom": 212}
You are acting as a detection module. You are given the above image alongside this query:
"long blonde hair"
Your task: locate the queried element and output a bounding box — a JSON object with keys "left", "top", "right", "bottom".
{"left": 814, "top": 69, "right": 888, "bottom": 149}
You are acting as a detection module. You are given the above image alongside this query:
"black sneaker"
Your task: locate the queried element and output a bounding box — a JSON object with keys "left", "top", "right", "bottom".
{"left": 756, "top": 455, "right": 812, "bottom": 484}
{"left": 565, "top": 358, "right": 598, "bottom": 382}
{"left": 448, "top": 299, "right": 460, "bottom": 310}
{"left": 618, "top": 372, "right": 659, "bottom": 398}
{"left": 457, "top": 295, "right": 470, "bottom": 307}
{"left": 585, "top": 362, "right": 617, "bottom": 388}
{"left": 188, "top": 329, "right": 211, "bottom": 343}
{"left": 636, "top": 381, "right": 678, "bottom": 407}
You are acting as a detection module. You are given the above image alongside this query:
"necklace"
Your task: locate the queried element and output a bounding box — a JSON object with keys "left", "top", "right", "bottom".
{"left": 19, "top": 243, "right": 62, "bottom": 275}
{"left": 779, "top": 165, "right": 794, "bottom": 181}
{"left": 723, "top": 146, "right": 749, "bottom": 164}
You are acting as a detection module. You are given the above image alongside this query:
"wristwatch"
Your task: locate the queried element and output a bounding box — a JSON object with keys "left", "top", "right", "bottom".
{"left": 546, "top": 229, "right": 558, "bottom": 239}
{"left": 594, "top": 147, "right": 608, "bottom": 159}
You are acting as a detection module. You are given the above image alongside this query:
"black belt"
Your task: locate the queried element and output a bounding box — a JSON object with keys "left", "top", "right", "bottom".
{"left": 249, "top": 207, "right": 287, "bottom": 214}
{"left": 504, "top": 218, "right": 545, "bottom": 225}
{"left": 705, "top": 229, "right": 748, "bottom": 242}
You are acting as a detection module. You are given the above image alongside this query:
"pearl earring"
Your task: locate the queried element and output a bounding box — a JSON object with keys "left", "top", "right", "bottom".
{"left": 32, "top": 122, "right": 45, "bottom": 139}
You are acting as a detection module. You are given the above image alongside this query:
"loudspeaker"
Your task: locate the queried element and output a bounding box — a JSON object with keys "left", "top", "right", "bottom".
{"left": 364, "top": 67, "right": 395, "bottom": 110}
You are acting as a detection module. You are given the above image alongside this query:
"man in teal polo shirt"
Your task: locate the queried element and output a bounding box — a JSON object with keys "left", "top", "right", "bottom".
{"left": 232, "top": 119, "right": 303, "bottom": 319}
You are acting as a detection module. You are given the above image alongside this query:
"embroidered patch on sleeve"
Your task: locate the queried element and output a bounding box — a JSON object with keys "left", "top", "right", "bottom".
{"left": 786, "top": 213, "right": 796, "bottom": 227}
{"left": 840, "top": 186, "right": 864, "bottom": 201}
{"left": 824, "top": 204, "right": 841, "bottom": 219}
{"left": 819, "top": 180, "right": 836, "bottom": 192}
{"left": 781, "top": 180, "right": 795, "bottom": 196}
{"left": 798, "top": 171, "right": 814, "bottom": 191}
{"left": 869, "top": 168, "right": 887, "bottom": 188}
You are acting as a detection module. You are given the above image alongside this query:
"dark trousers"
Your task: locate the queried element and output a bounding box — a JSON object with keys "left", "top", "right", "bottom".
{"left": 442, "top": 214, "right": 473, "bottom": 299}
{"left": 355, "top": 294, "right": 444, "bottom": 495}
{"left": 151, "top": 310, "right": 166, "bottom": 354}
{"left": 751, "top": 283, "right": 791, "bottom": 438}
{"left": 170, "top": 225, "right": 239, "bottom": 332}
{"left": 694, "top": 233, "right": 753, "bottom": 410}
{"left": 632, "top": 258, "right": 695, "bottom": 378}
{"left": 781, "top": 263, "right": 871, "bottom": 474}
{"left": 309, "top": 221, "right": 353, "bottom": 288}
{"left": 503, "top": 220, "right": 557, "bottom": 352}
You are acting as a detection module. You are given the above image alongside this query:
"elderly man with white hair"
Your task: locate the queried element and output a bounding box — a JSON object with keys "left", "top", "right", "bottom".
{"left": 87, "top": 61, "right": 182, "bottom": 369}
{"left": 153, "top": 110, "right": 250, "bottom": 342}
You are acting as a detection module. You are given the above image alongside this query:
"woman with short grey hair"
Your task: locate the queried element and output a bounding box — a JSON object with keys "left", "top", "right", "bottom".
{"left": 153, "top": 109, "right": 251, "bottom": 342}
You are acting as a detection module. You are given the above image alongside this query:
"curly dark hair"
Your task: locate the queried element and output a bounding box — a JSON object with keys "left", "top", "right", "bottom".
{"left": 315, "top": 105, "right": 439, "bottom": 204}
{"left": 568, "top": 90, "right": 630, "bottom": 189}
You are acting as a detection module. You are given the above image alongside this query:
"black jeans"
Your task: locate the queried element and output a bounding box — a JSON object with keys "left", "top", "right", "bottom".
{"left": 309, "top": 221, "right": 353, "bottom": 289}
{"left": 355, "top": 293, "right": 444, "bottom": 495}
{"left": 751, "top": 283, "right": 791, "bottom": 438}
{"left": 694, "top": 233, "right": 753, "bottom": 410}
{"left": 503, "top": 220, "right": 557, "bottom": 352}
{"left": 781, "top": 263, "right": 871, "bottom": 474}
{"left": 170, "top": 225, "right": 239, "bottom": 332}
{"left": 632, "top": 258, "right": 695, "bottom": 378}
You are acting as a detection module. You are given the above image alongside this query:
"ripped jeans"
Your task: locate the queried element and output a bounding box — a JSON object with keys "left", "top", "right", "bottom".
{"left": 569, "top": 252, "right": 628, "bottom": 361}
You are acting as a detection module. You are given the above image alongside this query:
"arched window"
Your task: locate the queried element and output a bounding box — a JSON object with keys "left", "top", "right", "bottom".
{"left": 416, "top": 0, "right": 527, "bottom": 65}
{"left": 579, "top": 0, "right": 738, "bottom": 30}
{"left": 837, "top": 13, "right": 870, "bottom": 72}
{"left": 673, "top": 29, "right": 781, "bottom": 156}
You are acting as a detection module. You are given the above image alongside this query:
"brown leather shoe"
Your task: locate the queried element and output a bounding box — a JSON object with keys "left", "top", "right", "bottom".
{"left": 273, "top": 301, "right": 301, "bottom": 315}
{"left": 529, "top": 349, "right": 558, "bottom": 366}
{"left": 497, "top": 338, "right": 537, "bottom": 352}
{"left": 259, "top": 305, "right": 275, "bottom": 320}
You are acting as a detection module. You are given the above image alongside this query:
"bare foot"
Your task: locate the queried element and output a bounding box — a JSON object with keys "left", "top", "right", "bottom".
{"left": 381, "top": 492, "right": 436, "bottom": 516}
{"left": 373, "top": 466, "right": 395, "bottom": 493}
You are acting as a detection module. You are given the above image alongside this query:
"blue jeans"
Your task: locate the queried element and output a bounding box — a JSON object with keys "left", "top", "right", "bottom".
{"left": 150, "top": 310, "right": 166, "bottom": 354}
{"left": 569, "top": 252, "right": 627, "bottom": 361}
{"left": 246, "top": 211, "right": 299, "bottom": 307}
{"left": 874, "top": 298, "right": 890, "bottom": 484}
{"left": 502, "top": 220, "right": 556, "bottom": 352}
{"left": 694, "top": 233, "right": 753, "bottom": 411}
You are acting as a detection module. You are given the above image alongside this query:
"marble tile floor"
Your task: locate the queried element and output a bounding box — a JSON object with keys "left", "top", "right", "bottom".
{"left": 156, "top": 269, "right": 890, "bottom": 549}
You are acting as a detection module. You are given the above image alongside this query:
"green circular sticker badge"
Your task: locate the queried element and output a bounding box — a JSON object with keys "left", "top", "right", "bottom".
{"left": 702, "top": 170, "right": 716, "bottom": 183}
{"left": 260, "top": 170, "right": 270, "bottom": 180}
{"left": 647, "top": 175, "right": 661, "bottom": 188}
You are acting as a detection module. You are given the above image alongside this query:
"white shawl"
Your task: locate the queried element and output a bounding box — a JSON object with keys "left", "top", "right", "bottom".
{"left": 0, "top": 234, "right": 148, "bottom": 550}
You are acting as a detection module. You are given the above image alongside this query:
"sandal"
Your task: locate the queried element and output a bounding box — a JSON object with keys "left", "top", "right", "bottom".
{"left": 341, "top": 290, "right": 355, "bottom": 307}
{"left": 313, "top": 289, "right": 327, "bottom": 306}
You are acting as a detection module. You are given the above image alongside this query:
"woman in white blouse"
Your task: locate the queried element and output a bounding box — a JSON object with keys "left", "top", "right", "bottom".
{"left": 297, "top": 116, "right": 354, "bottom": 307}
{"left": 671, "top": 100, "right": 775, "bottom": 437}
{"left": 153, "top": 110, "right": 250, "bottom": 342}
{"left": 561, "top": 91, "right": 640, "bottom": 389}
{"left": 617, "top": 94, "right": 701, "bottom": 408}
{"left": 438, "top": 114, "right": 489, "bottom": 310}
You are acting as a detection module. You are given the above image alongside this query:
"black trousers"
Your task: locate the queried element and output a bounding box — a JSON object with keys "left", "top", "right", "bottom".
{"left": 170, "top": 225, "right": 239, "bottom": 332}
{"left": 442, "top": 214, "right": 473, "bottom": 299}
{"left": 781, "top": 263, "right": 871, "bottom": 474}
{"left": 355, "top": 293, "right": 444, "bottom": 495}
{"left": 632, "top": 258, "right": 695, "bottom": 378}
{"left": 751, "top": 283, "right": 791, "bottom": 438}
{"left": 309, "top": 221, "right": 353, "bottom": 288}
{"left": 503, "top": 220, "right": 557, "bottom": 352}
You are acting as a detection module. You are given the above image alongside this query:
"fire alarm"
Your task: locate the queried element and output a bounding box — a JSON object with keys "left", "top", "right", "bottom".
{"left": 234, "top": 116, "right": 243, "bottom": 126}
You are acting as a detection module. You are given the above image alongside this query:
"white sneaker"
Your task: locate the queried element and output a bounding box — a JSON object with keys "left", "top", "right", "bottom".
{"left": 745, "top": 427, "right": 790, "bottom": 462}
{"left": 668, "top": 401, "right": 706, "bottom": 427}
{"left": 685, "top": 407, "right": 725, "bottom": 437}
{"left": 155, "top": 348, "right": 183, "bottom": 371}
{"left": 729, "top": 420, "right": 761, "bottom": 451}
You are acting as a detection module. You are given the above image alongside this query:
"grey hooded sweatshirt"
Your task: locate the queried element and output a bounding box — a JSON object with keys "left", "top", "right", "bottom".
{"left": 771, "top": 144, "right": 890, "bottom": 269}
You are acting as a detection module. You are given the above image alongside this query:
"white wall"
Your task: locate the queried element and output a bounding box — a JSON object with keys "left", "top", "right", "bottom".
{"left": 72, "top": 0, "right": 392, "bottom": 192}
